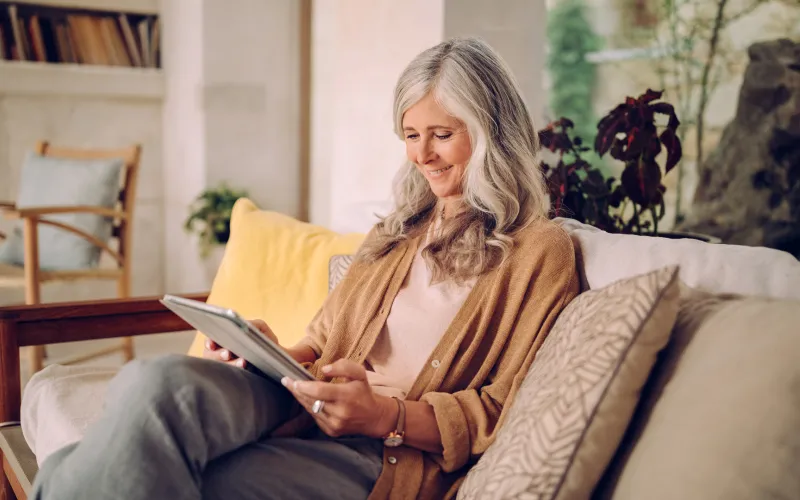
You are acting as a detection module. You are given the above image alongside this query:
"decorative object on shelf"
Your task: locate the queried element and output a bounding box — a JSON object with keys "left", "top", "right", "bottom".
{"left": 0, "top": 1, "right": 160, "bottom": 68}
{"left": 184, "top": 184, "right": 249, "bottom": 258}
{"left": 541, "top": 88, "right": 684, "bottom": 237}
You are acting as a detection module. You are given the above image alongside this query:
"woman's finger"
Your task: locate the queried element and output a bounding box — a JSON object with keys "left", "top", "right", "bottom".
{"left": 320, "top": 359, "right": 367, "bottom": 382}
{"left": 287, "top": 379, "right": 343, "bottom": 402}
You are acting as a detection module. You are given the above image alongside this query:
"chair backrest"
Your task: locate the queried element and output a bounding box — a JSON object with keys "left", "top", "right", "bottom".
{"left": 33, "top": 141, "right": 142, "bottom": 273}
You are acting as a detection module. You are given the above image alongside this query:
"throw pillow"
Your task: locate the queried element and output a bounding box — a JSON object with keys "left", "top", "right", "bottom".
{"left": 458, "top": 265, "right": 681, "bottom": 500}
{"left": 0, "top": 152, "right": 124, "bottom": 270}
{"left": 594, "top": 291, "right": 800, "bottom": 500}
{"left": 328, "top": 254, "right": 355, "bottom": 292}
{"left": 186, "top": 199, "right": 366, "bottom": 357}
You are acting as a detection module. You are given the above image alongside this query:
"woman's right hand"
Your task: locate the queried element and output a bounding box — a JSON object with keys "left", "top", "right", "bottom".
{"left": 202, "top": 318, "right": 280, "bottom": 369}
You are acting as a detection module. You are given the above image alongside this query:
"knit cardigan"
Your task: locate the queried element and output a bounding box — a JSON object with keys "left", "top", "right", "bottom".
{"left": 291, "top": 218, "right": 579, "bottom": 499}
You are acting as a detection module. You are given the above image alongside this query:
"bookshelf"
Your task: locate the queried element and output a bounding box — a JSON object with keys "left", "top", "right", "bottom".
{"left": 0, "top": 59, "right": 162, "bottom": 98}
{"left": 10, "top": 0, "right": 158, "bottom": 15}
{"left": 0, "top": 0, "right": 161, "bottom": 69}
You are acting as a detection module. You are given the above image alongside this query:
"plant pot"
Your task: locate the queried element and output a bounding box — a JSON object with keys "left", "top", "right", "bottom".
{"left": 656, "top": 231, "right": 722, "bottom": 244}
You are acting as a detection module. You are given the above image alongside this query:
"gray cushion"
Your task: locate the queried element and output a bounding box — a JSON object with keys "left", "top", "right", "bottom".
{"left": 0, "top": 152, "right": 124, "bottom": 270}
{"left": 328, "top": 254, "right": 354, "bottom": 292}
{"left": 0, "top": 423, "right": 36, "bottom": 495}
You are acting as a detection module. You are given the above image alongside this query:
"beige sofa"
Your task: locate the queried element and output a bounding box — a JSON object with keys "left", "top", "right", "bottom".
{"left": 1, "top": 215, "right": 798, "bottom": 500}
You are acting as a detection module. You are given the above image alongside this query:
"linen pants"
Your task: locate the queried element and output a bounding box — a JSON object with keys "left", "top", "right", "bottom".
{"left": 31, "top": 354, "right": 384, "bottom": 500}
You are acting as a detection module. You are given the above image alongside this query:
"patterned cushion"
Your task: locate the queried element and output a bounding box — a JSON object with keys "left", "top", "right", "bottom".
{"left": 458, "top": 265, "right": 681, "bottom": 500}
{"left": 328, "top": 254, "right": 355, "bottom": 292}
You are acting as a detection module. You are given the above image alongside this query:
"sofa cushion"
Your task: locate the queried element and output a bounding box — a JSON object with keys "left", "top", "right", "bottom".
{"left": 595, "top": 291, "right": 800, "bottom": 500}
{"left": 187, "top": 199, "right": 366, "bottom": 356}
{"left": 0, "top": 152, "right": 124, "bottom": 270}
{"left": 457, "top": 265, "right": 681, "bottom": 500}
{"left": 555, "top": 218, "right": 800, "bottom": 300}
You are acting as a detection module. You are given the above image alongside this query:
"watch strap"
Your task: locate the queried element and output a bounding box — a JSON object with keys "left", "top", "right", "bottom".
{"left": 393, "top": 396, "right": 406, "bottom": 436}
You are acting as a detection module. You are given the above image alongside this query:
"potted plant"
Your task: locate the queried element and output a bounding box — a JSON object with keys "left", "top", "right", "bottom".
{"left": 541, "top": 88, "right": 717, "bottom": 242}
{"left": 184, "top": 183, "right": 249, "bottom": 258}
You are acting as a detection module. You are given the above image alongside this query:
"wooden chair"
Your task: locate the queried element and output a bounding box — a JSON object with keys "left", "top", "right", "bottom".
{"left": 0, "top": 293, "right": 208, "bottom": 500}
{"left": 0, "top": 142, "right": 142, "bottom": 374}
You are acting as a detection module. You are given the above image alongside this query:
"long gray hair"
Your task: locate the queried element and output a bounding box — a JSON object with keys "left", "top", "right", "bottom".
{"left": 358, "top": 37, "right": 550, "bottom": 284}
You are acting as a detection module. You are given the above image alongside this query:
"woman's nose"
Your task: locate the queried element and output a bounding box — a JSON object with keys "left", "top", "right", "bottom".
{"left": 416, "top": 140, "right": 436, "bottom": 166}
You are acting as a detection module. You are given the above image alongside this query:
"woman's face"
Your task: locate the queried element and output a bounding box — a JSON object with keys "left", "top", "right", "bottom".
{"left": 402, "top": 93, "right": 472, "bottom": 202}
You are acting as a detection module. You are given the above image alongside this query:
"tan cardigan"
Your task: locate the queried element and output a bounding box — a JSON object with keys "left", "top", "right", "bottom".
{"left": 290, "top": 218, "right": 579, "bottom": 499}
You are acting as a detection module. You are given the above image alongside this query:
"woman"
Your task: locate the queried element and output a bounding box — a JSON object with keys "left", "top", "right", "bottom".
{"left": 32, "top": 37, "right": 578, "bottom": 500}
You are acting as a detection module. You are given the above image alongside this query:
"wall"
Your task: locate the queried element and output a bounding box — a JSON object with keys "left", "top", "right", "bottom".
{"left": 0, "top": 84, "right": 165, "bottom": 305}
{"left": 161, "top": 0, "right": 304, "bottom": 294}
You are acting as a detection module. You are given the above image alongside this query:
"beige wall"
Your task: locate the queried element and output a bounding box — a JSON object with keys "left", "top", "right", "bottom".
{"left": 162, "top": 0, "right": 304, "bottom": 294}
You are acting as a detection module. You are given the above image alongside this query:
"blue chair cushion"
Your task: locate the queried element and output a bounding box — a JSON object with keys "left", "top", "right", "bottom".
{"left": 0, "top": 152, "right": 124, "bottom": 270}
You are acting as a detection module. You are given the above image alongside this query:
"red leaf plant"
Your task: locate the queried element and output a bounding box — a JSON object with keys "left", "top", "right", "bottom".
{"left": 541, "top": 89, "right": 683, "bottom": 234}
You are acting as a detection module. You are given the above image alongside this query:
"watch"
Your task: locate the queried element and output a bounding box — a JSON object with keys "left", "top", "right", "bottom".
{"left": 383, "top": 397, "right": 406, "bottom": 447}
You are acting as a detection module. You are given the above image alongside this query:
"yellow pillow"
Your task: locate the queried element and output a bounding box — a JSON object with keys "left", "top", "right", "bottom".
{"left": 187, "top": 198, "right": 366, "bottom": 357}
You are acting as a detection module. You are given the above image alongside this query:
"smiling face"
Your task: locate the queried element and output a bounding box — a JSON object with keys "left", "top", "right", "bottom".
{"left": 402, "top": 93, "right": 472, "bottom": 208}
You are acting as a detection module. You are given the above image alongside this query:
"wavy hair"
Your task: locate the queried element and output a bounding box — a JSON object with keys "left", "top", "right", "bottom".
{"left": 358, "top": 37, "right": 550, "bottom": 284}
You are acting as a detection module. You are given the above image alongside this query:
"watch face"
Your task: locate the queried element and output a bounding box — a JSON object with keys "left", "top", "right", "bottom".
{"left": 384, "top": 436, "right": 403, "bottom": 447}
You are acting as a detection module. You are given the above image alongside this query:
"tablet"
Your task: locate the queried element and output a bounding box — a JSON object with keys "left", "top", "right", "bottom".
{"left": 160, "top": 294, "right": 314, "bottom": 382}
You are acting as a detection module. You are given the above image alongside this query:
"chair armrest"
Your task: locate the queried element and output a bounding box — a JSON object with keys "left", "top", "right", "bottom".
{"left": 1, "top": 205, "right": 126, "bottom": 220}
{"left": 0, "top": 292, "right": 209, "bottom": 347}
{"left": 0, "top": 293, "right": 209, "bottom": 423}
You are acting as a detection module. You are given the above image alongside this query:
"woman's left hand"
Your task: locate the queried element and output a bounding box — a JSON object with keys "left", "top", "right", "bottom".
{"left": 282, "top": 359, "right": 394, "bottom": 439}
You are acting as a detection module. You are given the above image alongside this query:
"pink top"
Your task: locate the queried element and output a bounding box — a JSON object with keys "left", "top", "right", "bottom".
{"left": 365, "top": 227, "right": 476, "bottom": 399}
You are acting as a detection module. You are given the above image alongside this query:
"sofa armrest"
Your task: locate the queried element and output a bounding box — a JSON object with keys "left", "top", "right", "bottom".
{"left": 0, "top": 292, "right": 208, "bottom": 423}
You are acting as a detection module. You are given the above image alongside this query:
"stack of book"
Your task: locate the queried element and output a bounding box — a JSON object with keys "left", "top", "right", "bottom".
{"left": 0, "top": 3, "right": 160, "bottom": 68}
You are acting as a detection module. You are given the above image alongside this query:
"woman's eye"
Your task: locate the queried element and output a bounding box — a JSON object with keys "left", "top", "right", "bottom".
{"left": 405, "top": 134, "right": 419, "bottom": 140}
{"left": 435, "top": 133, "right": 452, "bottom": 140}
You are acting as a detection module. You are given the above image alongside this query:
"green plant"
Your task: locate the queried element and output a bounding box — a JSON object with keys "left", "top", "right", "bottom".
{"left": 184, "top": 184, "right": 249, "bottom": 257}
{"left": 541, "top": 89, "right": 683, "bottom": 235}
{"left": 546, "top": 0, "right": 603, "bottom": 151}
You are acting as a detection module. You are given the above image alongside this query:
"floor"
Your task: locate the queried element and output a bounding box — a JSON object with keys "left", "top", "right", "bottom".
{"left": 19, "top": 330, "right": 197, "bottom": 388}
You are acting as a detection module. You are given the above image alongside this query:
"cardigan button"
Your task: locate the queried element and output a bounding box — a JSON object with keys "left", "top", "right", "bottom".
{"left": 388, "top": 456, "right": 397, "bottom": 465}
{"left": 431, "top": 359, "right": 441, "bottom": 368}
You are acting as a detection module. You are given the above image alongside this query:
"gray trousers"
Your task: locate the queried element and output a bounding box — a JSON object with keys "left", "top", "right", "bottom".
{"left": 31, "top": 354, "right": 383, "bottom": 500}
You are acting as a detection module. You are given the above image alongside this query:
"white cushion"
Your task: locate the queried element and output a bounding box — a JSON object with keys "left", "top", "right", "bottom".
{"left": 555, "top": 218, "right": 800, "bottom": 300}
{"left": 21, "top": 365, "right": 117, "bottom": 466}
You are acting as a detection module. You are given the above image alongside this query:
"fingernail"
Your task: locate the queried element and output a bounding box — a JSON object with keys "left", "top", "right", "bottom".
{"left": 220, "top": 350, "right": 230, "bottom": 361}
{"left": 236, "top": 358, "right": 245, "bottom": 368}
{"left": 205, "top": 339, "right": 212, "bottom": 349}
{"left": 281, "top": 377, "right": 289, "bottom": 387}
{"left": 322, "top": 365, "right": 332, "bottom": 373}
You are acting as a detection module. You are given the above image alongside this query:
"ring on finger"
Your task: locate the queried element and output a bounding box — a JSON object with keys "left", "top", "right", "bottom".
{"left": 312, "top": 399, "right": 325, "bottom": 414}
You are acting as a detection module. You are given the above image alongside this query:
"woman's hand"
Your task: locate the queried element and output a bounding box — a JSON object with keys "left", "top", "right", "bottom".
{"left": 202, "top": 319, "right": 279, "bottom": 369}
{"left": 282, "top": 359, "right": 396, "bottom": 439}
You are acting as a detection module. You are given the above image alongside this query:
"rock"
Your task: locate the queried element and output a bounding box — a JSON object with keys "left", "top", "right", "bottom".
{"left": 678, "top": 39, "right": 800, "bottom": 258}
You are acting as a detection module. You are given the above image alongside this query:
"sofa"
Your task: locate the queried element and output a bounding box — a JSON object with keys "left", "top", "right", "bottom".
{"left": 1, "top": 197, "right": 798, "bottom": 500}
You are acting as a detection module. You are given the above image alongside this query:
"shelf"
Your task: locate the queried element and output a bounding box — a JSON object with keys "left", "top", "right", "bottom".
{"left": 5, "top": 0, "right": 159, "bottom": 15}
{"left": 0, "top": 60, "right": 163, "bottom": 99}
